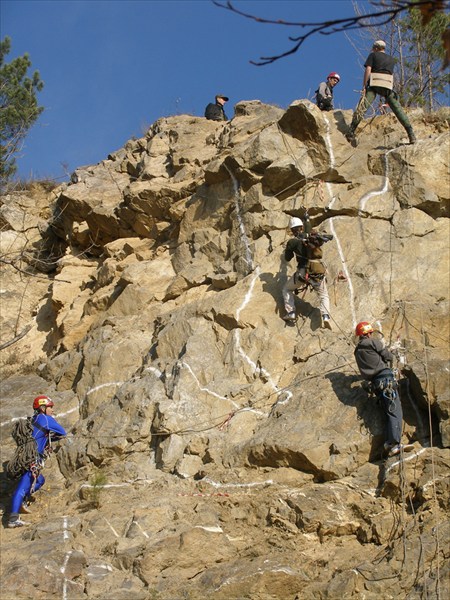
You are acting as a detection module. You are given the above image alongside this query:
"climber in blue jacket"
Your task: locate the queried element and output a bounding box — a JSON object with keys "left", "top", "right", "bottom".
{"left": 8, "top": 395, "right": 66, "bottom": 528}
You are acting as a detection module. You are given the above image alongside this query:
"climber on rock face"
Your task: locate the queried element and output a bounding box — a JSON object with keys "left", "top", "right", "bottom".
{"left": 315, "top": 72, "right": 340, "bottom": 111}
{"left": 7, "top": 396, "right": 66, "bottom": 528}
{"left": 354, "top": 322, "right": 414, "bottom": 457}
{"left": 282, "top": 209, "right": 333, "bottom": 329}
{"left": 345, "top": 40, "right": 416, "bottom": 146}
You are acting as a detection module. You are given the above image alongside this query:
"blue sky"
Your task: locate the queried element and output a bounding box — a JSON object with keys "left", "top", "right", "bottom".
{"left": 2, "top": 0, "right": 371, "bottom": 182}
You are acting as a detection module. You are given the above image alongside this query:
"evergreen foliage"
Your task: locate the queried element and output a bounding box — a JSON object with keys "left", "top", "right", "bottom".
{"left": 0, "top": 36, "right": 44, "bottom": 183}
{"left": 396, "top": 8, "right": 449, "bottom": 109}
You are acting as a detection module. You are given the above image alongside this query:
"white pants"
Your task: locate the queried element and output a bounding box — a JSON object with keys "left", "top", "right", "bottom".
{"left": 283, "top": 272, "right": 330, "bottom": 317}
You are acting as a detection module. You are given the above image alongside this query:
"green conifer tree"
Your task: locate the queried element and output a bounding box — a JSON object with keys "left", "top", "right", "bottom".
{"left": 0, "top": 37, "right": 44, "bottom": 184}
{"left": 396, "top": 8, "right": 449, "bottom": 109}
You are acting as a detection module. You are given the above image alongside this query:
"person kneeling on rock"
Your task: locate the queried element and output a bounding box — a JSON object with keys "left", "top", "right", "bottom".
{"left": 315, "top": 72, "right": 340, "bottom": 111}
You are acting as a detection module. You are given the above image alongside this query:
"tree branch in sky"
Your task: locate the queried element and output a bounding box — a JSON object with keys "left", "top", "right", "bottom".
{"left": 213, "top": 0, "right": 449, "bottom": 66}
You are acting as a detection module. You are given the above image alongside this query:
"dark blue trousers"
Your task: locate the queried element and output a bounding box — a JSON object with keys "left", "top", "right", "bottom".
{"left": 372, "top": 370, "right": 403, "bottom": 445}
{"left": 11, "top": 471, "right": 45, "bottom": 515}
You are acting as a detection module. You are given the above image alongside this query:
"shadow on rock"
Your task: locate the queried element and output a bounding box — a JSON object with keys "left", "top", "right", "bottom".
{"left": 326, "top": 371, "right": 386, "bottom": 464}
{"left": 0, "top": 461, "right": 16, "bottom": 526}
{"left": 260, "top": 258, "right": 322, "bottom": 331}
{"left": 333, "top": 110, "right": 351, "bottom": 135}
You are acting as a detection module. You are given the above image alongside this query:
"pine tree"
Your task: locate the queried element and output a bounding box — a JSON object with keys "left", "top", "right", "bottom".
{"left": 396, "top": 8, "right": 449, "bottom": 109}
{"left": 0, "top": 36, "right": 44, "bottom": 184}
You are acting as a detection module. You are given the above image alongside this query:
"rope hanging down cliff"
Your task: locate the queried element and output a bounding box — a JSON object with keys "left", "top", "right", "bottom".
{"left": 375, "top": 141, "right": 442, "bottom": 597}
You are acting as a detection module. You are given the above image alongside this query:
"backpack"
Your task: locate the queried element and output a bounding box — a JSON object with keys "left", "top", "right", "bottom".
{"left": 5, "top": 417, "right": 40, "bottom": 480}
{"left": 305, "top": 231, "right": 329, "bottom": 275}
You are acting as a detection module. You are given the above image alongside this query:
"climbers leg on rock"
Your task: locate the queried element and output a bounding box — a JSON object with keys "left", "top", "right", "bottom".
{"left": 345, "top": 129, "right": 358, "bottom": 147}
{"left": 406, "top": 126, "right": 416, "bottom": 144}
{"left": 322, "top": 314, "right": 332, "bottom": 330}
{"left": 282, "top": 311, "right": 297, "bottom": 323}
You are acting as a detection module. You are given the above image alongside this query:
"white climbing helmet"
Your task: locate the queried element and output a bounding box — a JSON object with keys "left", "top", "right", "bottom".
{"left": 289, "top": 216, "right": 303, "bottom": 229}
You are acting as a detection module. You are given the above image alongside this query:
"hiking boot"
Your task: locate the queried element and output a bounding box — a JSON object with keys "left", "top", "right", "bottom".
{"left": 20, "top": 503, "right": 32, "bottom": 514}
{"left": 345, "top": 130, "right": 358, "bottom": 147}
{"left": 322, "top": 314, "right": 332, "bottom": 330}
{"left": 7, "top": 517, "right": 28, "bottom": 528}
{"left": 405, "top": 126, "right": 416, "bottom": 144}
{"left": 282, "top": 311, "right": 296, "bottom": 323}
{"left": 385, "top": 443, "right": 415, "bottom": 457}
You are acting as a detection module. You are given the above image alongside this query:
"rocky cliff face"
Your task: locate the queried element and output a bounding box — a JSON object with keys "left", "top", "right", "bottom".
{"left": 1, "top": 100, "right": 449, "bottom": 599}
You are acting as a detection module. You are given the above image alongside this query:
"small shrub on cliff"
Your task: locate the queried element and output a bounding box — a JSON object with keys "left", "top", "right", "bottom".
{"left": 79, "top": 470, "right": 108, "bottom": 511}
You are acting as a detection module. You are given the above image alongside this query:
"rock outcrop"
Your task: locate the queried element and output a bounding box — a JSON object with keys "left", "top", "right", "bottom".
{"left": 1, "top": 100, "right": 449, "bottom": 599}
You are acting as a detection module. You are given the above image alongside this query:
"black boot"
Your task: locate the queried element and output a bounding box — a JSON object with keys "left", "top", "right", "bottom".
{"left": 406, "top": 127, "right": 416, "bottom": 144}
{"left": 345, "top": 128, "right": 358, "bottom": 147}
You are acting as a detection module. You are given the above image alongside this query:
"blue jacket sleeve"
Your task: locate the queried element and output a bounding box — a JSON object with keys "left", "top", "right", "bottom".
{"left": 33, "top": 414, "right": 66, "bottom": 454}
{"left": 34, "top": 414, "right": 67, "bottom": 436}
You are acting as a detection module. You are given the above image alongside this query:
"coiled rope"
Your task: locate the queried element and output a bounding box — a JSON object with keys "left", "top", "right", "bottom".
{"left": 6, "top": 417, "right": 40, "bottom": 480}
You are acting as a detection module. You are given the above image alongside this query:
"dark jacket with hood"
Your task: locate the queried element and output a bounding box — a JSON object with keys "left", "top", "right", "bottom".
{"left": 354, "top": 336, "right": 394, "bottom": 380}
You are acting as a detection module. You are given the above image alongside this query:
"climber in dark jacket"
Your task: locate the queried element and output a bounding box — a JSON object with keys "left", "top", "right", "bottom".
{"left": 346, "top": 40, "right": 416, "bottom": 146}
{"left": 204, "top": 94, "right": 229, "bottom": 121}
{"left": 8, "top": 395, "right": 66, "bottom": 528}
{"left": 282, "top": 211, "right": 333, "bottom": 329}
{"left": 354, "top": 322, "right": 413, "bottom": 457}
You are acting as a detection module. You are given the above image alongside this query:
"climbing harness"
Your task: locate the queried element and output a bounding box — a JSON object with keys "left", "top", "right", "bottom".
{"left": 293, "top": 270, "right": 313, "bottom": 295}
{"left": 372, "top": 373, "right": 399, "bottom": 413}
{"left": 378, "top": 99, "right": 390, "bottom": 115}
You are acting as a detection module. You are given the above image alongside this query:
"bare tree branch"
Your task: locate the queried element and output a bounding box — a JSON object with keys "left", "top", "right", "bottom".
{"left": 213, "top": 0, "right": 449, "bottom": 65}
{"left": 0, "top": 323, "right": 32, "bottom": 350}
{"left": 0, "top": 257, "right": 71, "bottom": 282}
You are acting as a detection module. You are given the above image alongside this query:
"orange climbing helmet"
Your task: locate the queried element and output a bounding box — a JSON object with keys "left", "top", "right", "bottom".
{"left": 355, "top": 322, "right": 374, "bottom": 337}
{"left": 33, "top": 395, "right": 54, "bottom": 410}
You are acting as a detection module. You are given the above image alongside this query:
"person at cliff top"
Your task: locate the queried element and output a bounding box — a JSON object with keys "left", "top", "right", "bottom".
{"left": 354, "top": 322, "right": 414, "bottom": 457}
{"left": 8, "top": 395, "right": 66, "bottom": 528}
{"left": 345, "top": 40, "right": 416, "bottom": 146}
{"left": 315, "top": 72, "right": 340, "bottom": 111}
{"left": 204, "top": 93, "right": 229, "bottom": 121}
{"left": 282, "top": 210, "right": 333, "bottom": 330}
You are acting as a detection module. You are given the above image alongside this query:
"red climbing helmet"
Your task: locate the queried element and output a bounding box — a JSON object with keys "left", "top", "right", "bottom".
{"left": 327, "top": 72, "right": 340, "bottom": 82}
{"left": 33, "top": 395, "right": 54, "bottom": 410}
{"left": 355, "top": 322, "right": 374, "bottom": 337}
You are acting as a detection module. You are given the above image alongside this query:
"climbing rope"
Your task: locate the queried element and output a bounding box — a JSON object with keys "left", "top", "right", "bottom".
{"left": 6, "top": 417, "right": 40, "bottom": 480}
{"left": 65, "top": 360, "right": 357, "bottom": 442}
{"left": 277, "top": 122, "right": 309, "bottom": 178}
{"left": 382, "top": 141, "right": 442, "bottom": 597}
